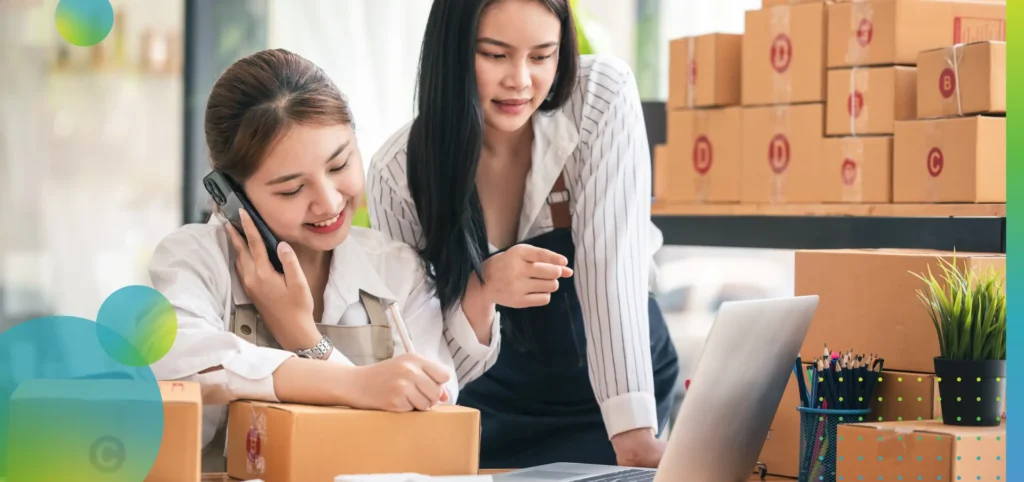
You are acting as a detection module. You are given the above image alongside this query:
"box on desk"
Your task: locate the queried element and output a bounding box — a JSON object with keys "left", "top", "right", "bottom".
{"left": 741, "top": 103, "right": 825, "bottom": 203}
{"left": 893, "top": 115, "right": 1005, "bottom": 203}
{"left": 826, "top": 66, "right": 916, "bottom": 136}
{"left": 796, "top": 249, "right": 1005, "bottom": 374}
{"left": 668, "top": 33, "right": 742, "bottom": 109}
{"left": 5, "top": 378, "right": 174, "bottom": 481}
{"left": 917, "top": 40, "right": 1006, "bottom": 119}
{"left": 758, "top": 366, "right": 941, "bottom": 478}
{"left": 743, "top": 2, "right": 827, "bottom": 106}
{"left": 226, "top": 401, "right": 481, "bottom": 482}
{"left": 837, "top": 420, "right": 1006, "bottom": 480}
{"left": 827, "top": 0, "right": 1005, "bottom": 68}
{"left": 820, "top": 136, "right": 892, "bottom": 203}
{"left": 148, "top": 381, "right": 203, "bottom": 482}
{"left": 665, "top": 107, "right": 743, "bottom": 203}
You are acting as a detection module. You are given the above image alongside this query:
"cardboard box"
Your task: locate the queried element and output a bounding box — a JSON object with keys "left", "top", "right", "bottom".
{"left": 741, "top": 103, "right": 824, "bottom": 203}
{"left": 759, "top": 367, "right": 941, "bottom": 478}
{"left": 892, "top": 116, "right": 1005, "bottom": 203}
{"left": 226, "top": 402, "right": 480, "bottom": 482}
{"left": 827, "top": 0, "right": 1006, "bottom": 68}
{"left": 743, "top": 2, "right": 827, "bottom": 106}
{"left": 826, "top": 66, "right": 916, "bottom": 136}
{"left": 666, "top": 107, "right": 743, "bottom": 202}
{"left": 758, "top": 366, "right": 804, "bottom": 478}
{"left": 653, "top": 143, "right": 670, "bottom": 201}
{"left": 148, "top": 381, "right": 203, "bottom": 482}
{"left": 668, "top": 33, "right": 742, "bottom": 109}
{"left": 5, "top": 379, "right": 174, "bottom": 481}
{"left": 870, "top": 371, "right": 941, "bottom": 423}
{"left": 796, "top": 249, "right": 1006, "bottom": 373}
{"left": 763, "top": 0, "right": 833, "bottom": 7}
{"left": 837, "top": 420, "right": 1006, "bottom": 480}
{"left": 917, "top": 40, "right": 1006, "bottom": 119}
{"left": 821, "top": 136, "right": 892, "bottom": 203}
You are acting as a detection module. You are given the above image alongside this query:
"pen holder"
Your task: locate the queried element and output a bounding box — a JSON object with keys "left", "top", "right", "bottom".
{"left": 797, "top": 407, "right": 871, "bottom": 482}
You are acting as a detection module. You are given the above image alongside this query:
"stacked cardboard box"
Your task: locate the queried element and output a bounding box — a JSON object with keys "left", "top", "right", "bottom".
{"left": 740, "top": 2, "right": 827, "bottom": 204}
{"left": 758, "top": 249, "right": 1006, "bottom": 477}
{"left": 661, "top": 33, "right": 743, "bottom": 204}
{"left": 893, "top": 40, "right": 1006, "bottom": 203}
{"left": 824, "top": 0, "right": 1005, "bottom": 204}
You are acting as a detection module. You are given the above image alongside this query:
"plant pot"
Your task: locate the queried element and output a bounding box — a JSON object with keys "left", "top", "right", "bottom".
{"left": 933, "top": 357, "right": 1006, "bottom": 426}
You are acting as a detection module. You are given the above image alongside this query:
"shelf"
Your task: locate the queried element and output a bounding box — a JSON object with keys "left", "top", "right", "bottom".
{"left": 651, "top": 202, "right": 1005, "bottom": 253}
{"left": 652, "top": 202, "right": 1006, "bottom": 218}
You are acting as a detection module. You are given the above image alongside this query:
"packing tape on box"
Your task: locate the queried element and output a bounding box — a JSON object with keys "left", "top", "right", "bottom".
{"left": 847, "top": 66, "right": 866, "bottom": 136}
{"left": 946, "top": 44, "right": 966, "bottom": 117}
{"left": 924, "top": 120, "right": 943, "bottom": 202}
{"left": 846, "top": 2, "right": 874, "bottom": 66}
{"left": 769, "top": 105, "right": 790, "bottom": 204}
{"left": 693, "top": 109, "right": 712, "bottom": 202}
{"left": 686, "top": 36, "right": 696, "bottom": 109}
{"left": 770, "top": 7, "right": 792, "bottom": 103}
{"left": 839, "top": 137, "right": 866, "bottom": 202}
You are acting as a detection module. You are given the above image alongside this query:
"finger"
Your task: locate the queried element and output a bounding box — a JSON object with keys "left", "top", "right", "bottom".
{"left": 518, "top": 245, "right": 568, "bottom": 266}
{"left": 439, "top": 387, "right": 450, "bottom": 403}
{"left": 527, "top": 278, "right": 561, "bottom": 294}
{"left": 527, "top": 262, "right": 565, "bottom": 280}
{"left": 225, "top": 221, "right": 250, "bottom": 260}
{"left": 238, "top": 209, "right": 269, "bottom": 266}
{"left": 521, "top": 293, "right": 552, "bottom": 307}
{"left": 277, "top": 242, "right": 309, "bottom": 291}
{"left": 418, "top": 358, "right": 452, "bottom": 386}
{"left": 407, "top": 379, "right": 436, "bottom": 411}
{"left": 561, "top": 266, "right": 574, "bottom": 278}
{"left": 227, "top": 226, "right": 254, "bottom": 275}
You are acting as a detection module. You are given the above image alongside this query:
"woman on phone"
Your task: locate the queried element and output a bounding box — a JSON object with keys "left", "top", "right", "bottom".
{"left": 367, "top": 0, "right": 679, "bottom": 469}
{"left": 147, "top": 49, "right": 500, "bottom": 471}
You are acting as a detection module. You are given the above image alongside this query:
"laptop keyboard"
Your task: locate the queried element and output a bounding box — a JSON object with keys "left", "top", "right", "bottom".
{"left": 571, "top": 468, "right": 656, "bottom": 482}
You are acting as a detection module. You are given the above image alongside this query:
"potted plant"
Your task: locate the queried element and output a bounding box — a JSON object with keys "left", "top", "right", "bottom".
{"left": 912, "top": 255, "right": 1006, "bottom": 426}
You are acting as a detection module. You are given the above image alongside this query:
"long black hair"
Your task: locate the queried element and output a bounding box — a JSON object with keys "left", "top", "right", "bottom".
{"left": 407, "top": 0, "right": 580, "bottom": 315}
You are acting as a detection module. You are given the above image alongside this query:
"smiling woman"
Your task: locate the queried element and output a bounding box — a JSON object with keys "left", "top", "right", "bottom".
{"left": 368, "top": 0, "right": 680, "bottom": 471}
{"left": 146, "top": 48, "right": 501, "bottom": 472}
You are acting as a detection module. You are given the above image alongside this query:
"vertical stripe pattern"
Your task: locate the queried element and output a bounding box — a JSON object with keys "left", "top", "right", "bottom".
{"left": 367, "top": 54, "right": 657, "bottom": 428}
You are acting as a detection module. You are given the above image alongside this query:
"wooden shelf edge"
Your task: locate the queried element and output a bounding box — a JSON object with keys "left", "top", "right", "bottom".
{"left": 651, "top": 202, "right": 1006, "bottom": 218}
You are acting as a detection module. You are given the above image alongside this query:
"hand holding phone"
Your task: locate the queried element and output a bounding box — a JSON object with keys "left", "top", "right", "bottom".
{"left": 203, "top": 170, "right": 284, "bottom": 273}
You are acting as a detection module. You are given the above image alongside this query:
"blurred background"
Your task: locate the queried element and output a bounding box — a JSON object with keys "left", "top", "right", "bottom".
{"left": 0, "top": 0, "right": 793, "bottom": 402}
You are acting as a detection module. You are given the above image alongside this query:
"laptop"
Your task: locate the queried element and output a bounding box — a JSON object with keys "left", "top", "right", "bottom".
{"left": 493, "top": 295, "right": 820, "bottom": 482}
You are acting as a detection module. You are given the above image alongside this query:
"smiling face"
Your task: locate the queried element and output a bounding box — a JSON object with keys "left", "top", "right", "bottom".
{"left": 475, "top": 0, "right": 562, "bottom": 134}
{"left": 241, "top": 122, "right": 363, "bottom": 253}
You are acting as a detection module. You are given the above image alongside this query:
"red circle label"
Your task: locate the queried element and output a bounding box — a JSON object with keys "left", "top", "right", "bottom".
{"left": 841, "top": 159, "right": 858, "bottom": 186}
{"left": 856, "top": 19, "right": 873, "bottom": 47}
{"left": 847, "top": 91, "right": 864, "bottom": 118}
{"left": 927, "top": 147, "right": 944, "bottom": 177}
{"left": 770, "top": 34, "right": 792, "bottom": 73}
{"left": 688, "top": 59, "right": 697, "bottom": 86}
{"left": 768, "top": 134, "right": 790, "bottom": 174}
{"left": 246, "top": 428, "right": 261, "bottom": 462}
{"left": 693, "top": 135, "right": 713, "bottom": 174}
{"left": 939, "top": 68, "right": 957, "bottom": 98}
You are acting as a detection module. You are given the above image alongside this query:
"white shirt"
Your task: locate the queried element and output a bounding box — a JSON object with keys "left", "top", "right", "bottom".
{"left": 366, "top": 54, "right": 664, "bottom": 439}
{"left": 147, "top": 214, "right": 501, "bottom": 448}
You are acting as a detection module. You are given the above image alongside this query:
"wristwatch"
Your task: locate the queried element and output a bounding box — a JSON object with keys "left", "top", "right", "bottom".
{"left": 295, "top": 335, "right": 333, "bottom": 360}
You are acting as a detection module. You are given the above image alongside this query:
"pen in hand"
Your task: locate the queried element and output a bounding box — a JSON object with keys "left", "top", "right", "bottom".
{"left": 387, "top": 303, "right": 451, "bottom": 405}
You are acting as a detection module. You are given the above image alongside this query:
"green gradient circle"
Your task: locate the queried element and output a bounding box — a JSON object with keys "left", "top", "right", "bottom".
{"left": 55, "top": 0, "right": 114, "bottom": 47}
{"left": 96, "top": 285, "right": 177, "bottom": 366}
{"left": 0, "top": 316, "right": 164, "bottom": 481}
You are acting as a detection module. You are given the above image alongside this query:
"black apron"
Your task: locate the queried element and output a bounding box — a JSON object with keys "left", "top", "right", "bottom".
{"left": 457, "top": 173, "right": 680, "bottom": 469}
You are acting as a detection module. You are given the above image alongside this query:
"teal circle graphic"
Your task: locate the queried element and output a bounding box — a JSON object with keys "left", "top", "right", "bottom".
{"left": 96, "top": 285, "right": 178, "bottom": 367}
{"left": 55, "top": 0, "right": 114, "bottom": 47}
{"left": 0, "top": 315, "right": 164, "bottom": 481}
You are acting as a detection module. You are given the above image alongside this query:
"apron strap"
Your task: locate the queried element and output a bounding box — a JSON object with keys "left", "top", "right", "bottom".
{"left": 359, "top": 290, "right": 391, "bottom": 328}
{"left": 548, "top": 171, "right": 571, "bottom": 230}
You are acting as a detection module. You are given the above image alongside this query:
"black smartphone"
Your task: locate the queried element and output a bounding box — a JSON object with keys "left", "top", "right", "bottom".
{"left": 202, "top": 170, "right": 284, "bottom": 273}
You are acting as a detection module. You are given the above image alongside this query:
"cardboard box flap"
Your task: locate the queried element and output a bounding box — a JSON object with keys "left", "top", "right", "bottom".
{"left": 795, "top": 248, "right": 1002, "bottom": 259}
{"left": 249, "top": 402, "right": 477, "bottom": 417}
{"left": 845, "top": 420, "right": 1004, "bottom": 439}
{"left": 159, "top": 380, "right": 202, "bottom": 404}
{"left": 919, "top": 39, "right": 1006, "bottom": 55}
